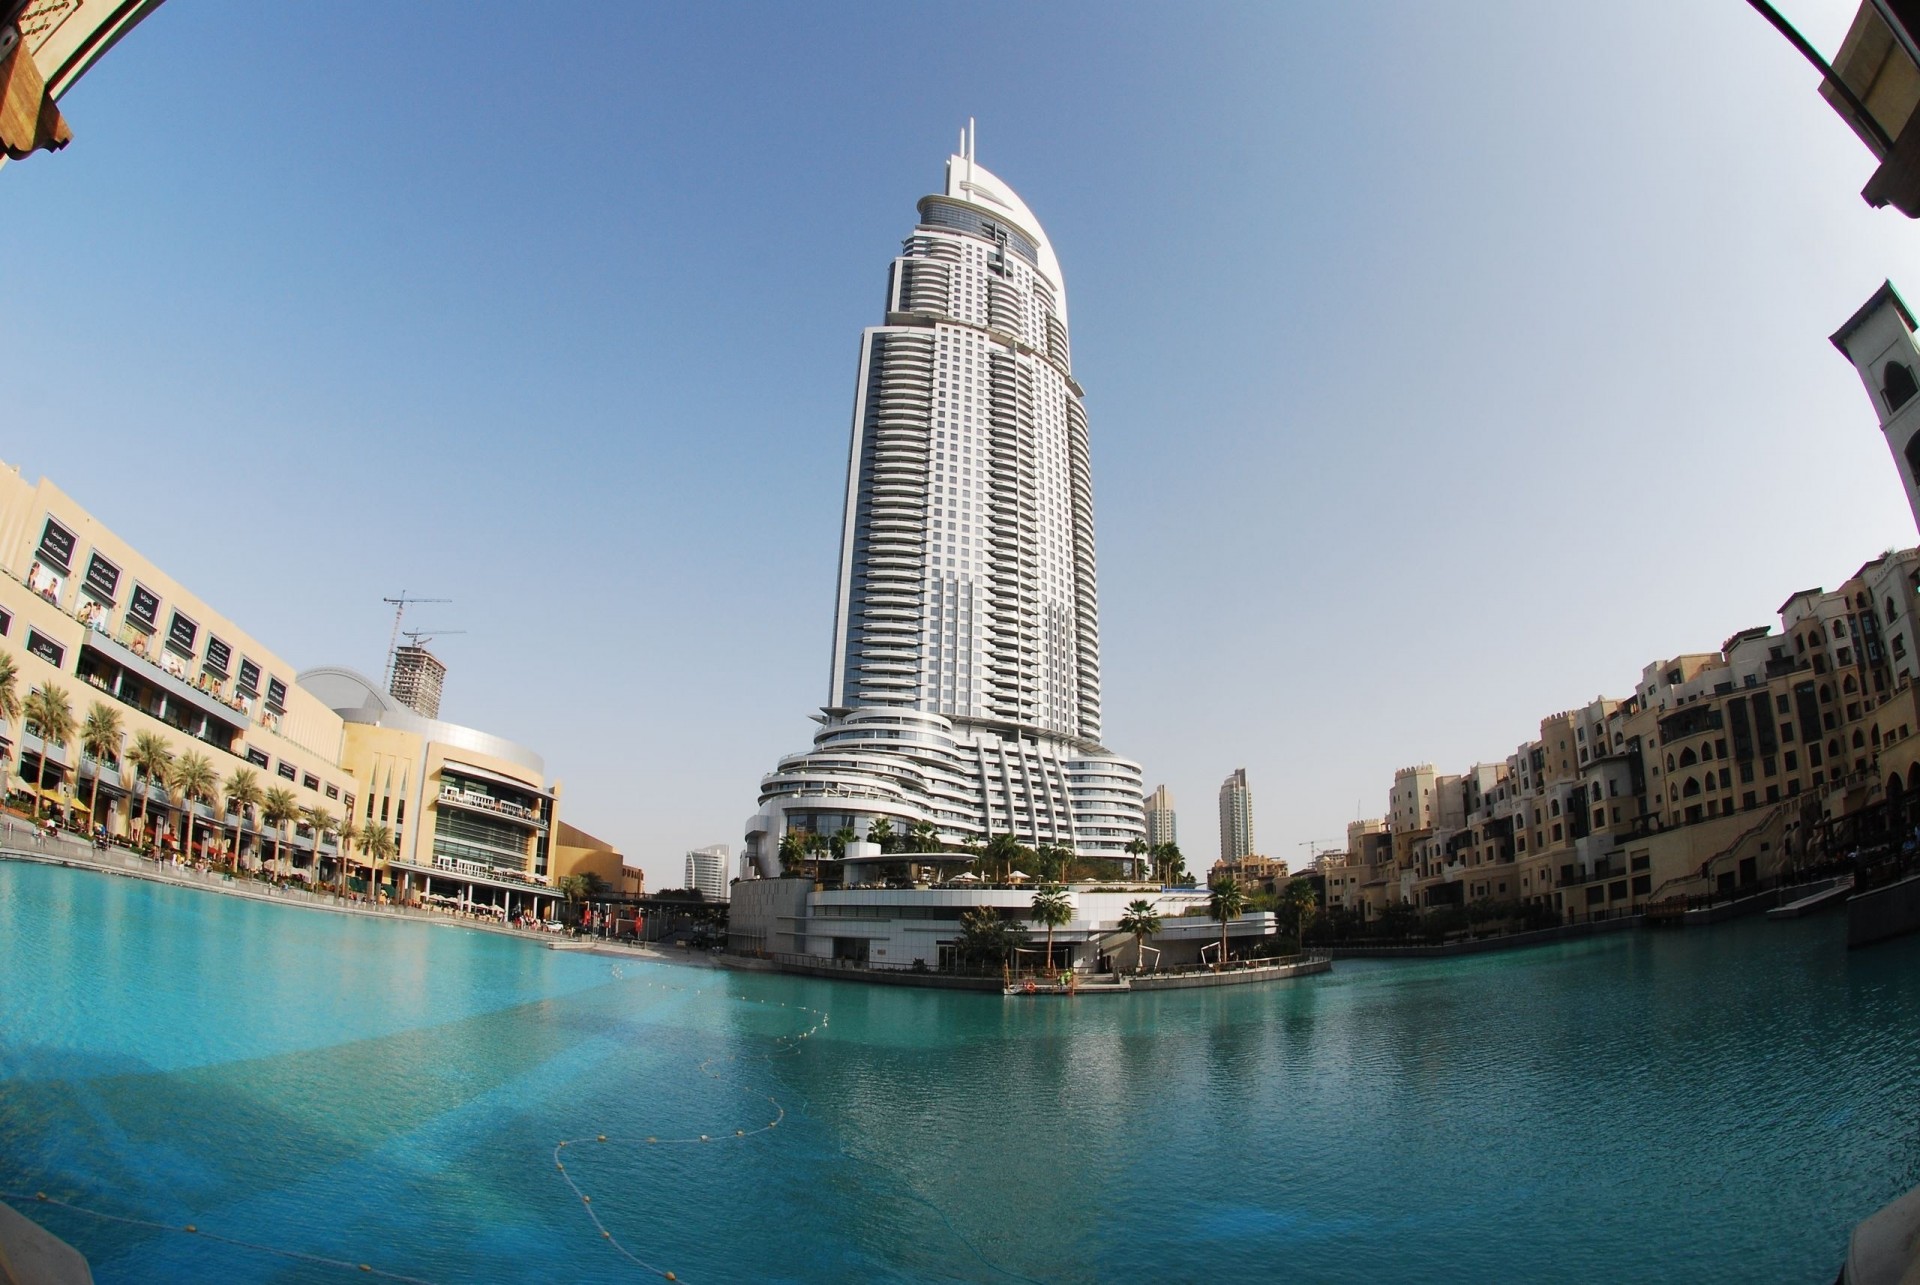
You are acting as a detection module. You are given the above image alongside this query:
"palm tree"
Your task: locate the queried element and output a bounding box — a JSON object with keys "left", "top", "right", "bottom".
{"left": 908, "top": 820, "right": 940, "bottom": 854}
{"left": 80, "top": 702, "right": 123, "bottom": 839}
{"left": 777, "top": 829, "right": 811, "bottom": 876}
{"left": 336, "top": 814, "right": 362, "bottom": 895}
{"left": 222, "top": 767, "right": 264, "bottom": 872}
{"left": 303, "top": 806, "right": 338, "bottom": 889}
{"left": 1125, "top": 837, "right": 1149, "bottom": 880}
{"left": 1207, "top": 876, "right": 1247, "bottom": 971}
{"left": 0, "top": 650, "right": 21, "bottom": 795}
{"left": 866, "top": 816, "right": 896, "bottom": 853}
{"left": 166, "top": 751, "right": 217, "bottom": 862}
{"left": 261, "top": 786, "right": 299, "bottom": 878}
{"left": 126, "top": 731, "right": 173, "bottom": 846}
{"left": 1118, "top": 898, "right": 1162, "bottom": 973}
{"left": 361, "top": 821, "right": 396, "bottom": 899}
{"left": 829, "top": 825, "right": 857, "bottom": 859}
{"left": 1280, "top": 878, "right": 1317, "bottom": 944}
{"left": 1029, "top": 884, "right": 1073, "bottom": 973}
{"left": 21, "top": 684, "right": 76, "bottom": 822}
{"left": 1152, "top": 841, "right": 1186, "bottom": 886}
{"left": 983, "top": 832, "right": 1025, "bottom": 882}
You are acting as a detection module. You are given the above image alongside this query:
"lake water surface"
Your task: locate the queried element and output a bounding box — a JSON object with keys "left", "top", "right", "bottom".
{"left": 2, "top": 861, "right": 1917, "bottom": 1282}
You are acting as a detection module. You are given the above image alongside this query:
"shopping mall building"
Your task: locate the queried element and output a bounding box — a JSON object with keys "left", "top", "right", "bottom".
{"left": 0, "top": 458, "right": 612, "bottom": 917}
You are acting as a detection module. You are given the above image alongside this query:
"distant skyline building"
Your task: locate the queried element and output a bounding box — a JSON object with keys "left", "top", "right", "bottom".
{"left": 1218, "top": 768, "right": 1254, "bottom": 864}
{"left": 388, "top": 644, "right": 447, "bottom": 720}
{"left": 744, "top": 128, "right": 1145, "bottom": 872}
{"left": 686, "top": 845, "right": 730, "bottom": 901}
{"left": 1145, "top": 784, "right": 1177, "bottom": 847}
{"left": 1832, "top": 280, "right": 1920, "bottom": 534}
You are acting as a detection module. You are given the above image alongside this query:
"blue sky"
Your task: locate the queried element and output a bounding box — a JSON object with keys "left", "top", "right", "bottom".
{"left": 7, "top": 1, "right": 1919, "bottom": 888}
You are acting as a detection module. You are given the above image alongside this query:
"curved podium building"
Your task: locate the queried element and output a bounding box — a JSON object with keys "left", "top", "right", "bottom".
{"left": 744, "top": 135, "right": 1145, "bottom": 875}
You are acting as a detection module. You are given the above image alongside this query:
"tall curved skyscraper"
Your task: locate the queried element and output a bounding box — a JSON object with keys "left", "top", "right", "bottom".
{"left": 745, "top": 129, "right": 1145, "bottom": 874}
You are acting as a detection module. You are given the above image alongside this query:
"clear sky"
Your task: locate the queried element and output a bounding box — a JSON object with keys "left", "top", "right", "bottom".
{"left": 7, "top": 1, "right": 1920, "bottom": 889}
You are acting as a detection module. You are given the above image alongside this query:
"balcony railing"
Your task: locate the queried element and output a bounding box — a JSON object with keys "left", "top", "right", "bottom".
{"left": 436, "top": 787, "right": 547, "bottom": 829}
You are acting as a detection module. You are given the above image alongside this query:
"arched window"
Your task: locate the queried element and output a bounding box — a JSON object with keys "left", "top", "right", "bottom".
{"left": 1550, "top": 798, "right": 1560, "bottom": 816}
{"left": 1884, "top": 361, "right": 1918, "bottom": 411}
{"left": 1829, "top": 739, "right": 1843, "bottom": 758}
{"left": 1666, "top": 753, "right": 1676, "bottom": 772}
{"left": 1836, "top": 619, "right": 1849, "bottom": 637}
{"left": 1872, "top": 724, "right": 1883, "bottom": 747}
{"left": 1853, "top": 730, "right": 1866, "bottom": 749}
{"left": 1888, "top": 598, "right": 1898, "bottom": 623}
{"left": 1905, "top": 432, "right": 1920, "bottom": 487}
{"left": 1845, "top": 675, "right": 1858, "bottom": 694}
{"left": 1679, "top": 747, "right": 1698, "bottom": 767}
{"left": 1682, "top": 777, "right": 1701, "bottom": 798}
{"left": 1820, "top": 684, "right": 1832, "bottom": 703}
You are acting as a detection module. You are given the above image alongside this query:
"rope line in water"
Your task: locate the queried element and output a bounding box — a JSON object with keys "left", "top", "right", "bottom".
{"left": 0, "top": 1190, "right": 436, "bottom": 1282}
{"left": 563, "top": 970, "right": 1045, "bottom": 1285}
{"left": 552, "top": 974, "right": 827, "bottom": 1281}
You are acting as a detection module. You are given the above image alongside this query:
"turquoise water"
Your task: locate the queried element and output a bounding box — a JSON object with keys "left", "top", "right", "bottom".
{"left": 3, "top": 863, "right": 1919, "bottom": 1282}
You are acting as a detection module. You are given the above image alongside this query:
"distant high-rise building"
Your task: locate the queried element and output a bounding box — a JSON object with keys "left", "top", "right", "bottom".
{"left": 1218, "top": 769, "right": 1254, "bottom": 864}
{"left": 686, "top": 845, "right": 731, "bottom": 902}
{"left": 1145, "top": 785, "right": 1177, "bottom": 847}
{"left": 742, "top": 128, "right": 1145, "bottom": 871}
{"left": 388, "top": 645, "right": 446, "bottom": 720}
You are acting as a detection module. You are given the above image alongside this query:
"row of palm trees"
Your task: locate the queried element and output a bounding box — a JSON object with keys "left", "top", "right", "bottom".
{"left": 780, "top": 816, "right": 1181, "bottom": 887}
{"left": 0, "top": 648, "right": 397, "bottom": 891}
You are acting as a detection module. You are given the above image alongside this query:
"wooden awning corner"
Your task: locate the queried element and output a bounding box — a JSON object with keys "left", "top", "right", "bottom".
{"left": 0, "top": 32, "right": 71, "bottom": 159}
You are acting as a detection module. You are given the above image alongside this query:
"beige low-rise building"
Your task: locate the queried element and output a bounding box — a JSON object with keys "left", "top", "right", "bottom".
{"left": 0, "top": 462, "right": 351, "bottom": 865}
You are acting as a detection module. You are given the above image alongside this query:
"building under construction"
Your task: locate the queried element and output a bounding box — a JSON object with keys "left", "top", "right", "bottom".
{"left": 388, "top": 644, "right": 447, "bottom": 719}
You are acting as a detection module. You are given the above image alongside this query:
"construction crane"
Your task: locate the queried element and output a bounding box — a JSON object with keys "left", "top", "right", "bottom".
{"left": 382, "top": 592, "right": 450, "bottom": 689}
{"left": 1297, "top": 839, "right": 1344, "bottom": 869}
{"left": 400, "top": 628, "right": 466, "bottom": 651}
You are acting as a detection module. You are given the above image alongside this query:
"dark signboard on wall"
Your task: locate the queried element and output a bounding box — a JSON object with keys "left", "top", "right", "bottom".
{"left": 83, "top": 553, "right": 120, "bottom": 602}
{"left": 204, "top": 636, "right": 232, "bottom": 675}
{"left": 128, "top": 584, "right": 160, "bottom": 629}
{"left": 237, "top": 658, "right": 261, "bottom": 694}
{"left": 266, "top": 677, "right": 288, "bottom": 711}
{"left": 26, "top": 630, "right": 64, "bottom": 667}
{"left": 167, "top": 611, "right": 198, "bottom": 656}
{"left": 37, "top": 519, "right": 75, "bottom": 571}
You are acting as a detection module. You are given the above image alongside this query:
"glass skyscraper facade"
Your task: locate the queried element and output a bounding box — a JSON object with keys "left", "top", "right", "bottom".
{"left": 745, "top": 134, "right": 1145, "bottom": 872}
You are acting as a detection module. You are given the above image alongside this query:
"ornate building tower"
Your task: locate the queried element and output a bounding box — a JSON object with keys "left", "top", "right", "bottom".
{"left": 745, "top": 127, "right": 1145, "bottom": 874}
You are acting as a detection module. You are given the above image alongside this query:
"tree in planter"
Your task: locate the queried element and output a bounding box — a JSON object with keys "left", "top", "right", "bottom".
{"left": 1279, "top": 878, "right": 1318, "bottom": 944}
{"left": 261, "top": 786, "right": 300, "bottom": 879}
{"left": 360, "top": 822, "right": 396, "bottom": 898}
{"left": 953, "top": 906, "right": 1025, "bottom": 969}
{"left": 21, "top": 684, "right": 76, "bottom": 822}
{"left": 126, "top": 731, "right": 172, "bottom": 847}
{"left": 1029, "top": 884, "right": 1073, "bottom": 973}
{"left": 302, "top": 806, "right": 339, "bottom": 888}
{"left": 829, "top": 825, "right": 857, "bottom": 859}
{"left": 80, "top": 702, "right": 123, "bottom": 839}
{"left": 982, "top": 832, "right": 1026, "bottom": 882}
{"left": 866, "top": 816, "right": 896, "bottom": 853}
{"left": 777, "top": 829, "right": 811, "bottom": 876}
{"left": 222, "top": 767, "right": 264, "bottom": 872}
{"left": 165, "top": 752, "right": 217, "bottom": 862}
{"left": 335, "top": 815, "right": 361, "bottom": 895}
{"left": 0, "top": 651, "right": 20, "bottom": 797}
{"left": 1207, "top": 876, "right": 1247, "bottom": 971}
{"left": 1150, "top": 841, "right": 1187, "bottom": 886}
{"left": 1118, "top": 899, "right": 1162, "bottom": 973}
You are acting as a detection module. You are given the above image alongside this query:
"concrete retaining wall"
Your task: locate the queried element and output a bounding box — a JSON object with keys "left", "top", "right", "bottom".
{"left": 1326, "top": 916, "right": 1640, "bottom": 959}
{"left": 1127, "top": 957, "right": 1331, "bottom": 989}
{"left": 1848, "top": 874, "right": 1920, "bottom": 949}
